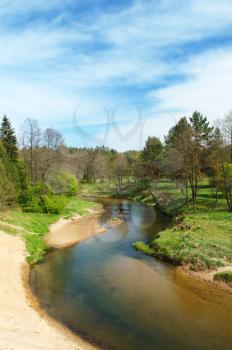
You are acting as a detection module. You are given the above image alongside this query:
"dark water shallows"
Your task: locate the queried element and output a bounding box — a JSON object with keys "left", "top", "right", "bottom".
{"left": 30, "top": 198, "right": 232, "bottom": 350}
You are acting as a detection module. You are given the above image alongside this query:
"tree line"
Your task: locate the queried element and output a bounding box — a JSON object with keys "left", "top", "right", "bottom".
{"left": 0, "top": 111, "right": 232, "bottom": 213}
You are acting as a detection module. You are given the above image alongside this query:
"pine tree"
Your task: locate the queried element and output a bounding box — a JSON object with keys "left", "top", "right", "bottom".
{"left": 189, "top": 111, "right": 213, "bottom": 210}
{"left": 164, "top": 117, "right": 192, "bottom": 205}
{"left": 0, "top": 115, "right": 18, "bottom": 161}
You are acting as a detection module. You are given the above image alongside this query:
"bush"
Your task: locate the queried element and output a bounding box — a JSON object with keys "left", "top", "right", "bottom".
{"left": 49, "top": 171, "right": 79, "bottom": 196}
{"left": 42, "top": 195, "right": 67, "bottom": 214}
{"left": 19, "top": 182, "right": 51, "bottom": 213}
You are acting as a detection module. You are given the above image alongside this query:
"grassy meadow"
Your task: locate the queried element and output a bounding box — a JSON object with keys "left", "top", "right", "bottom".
{"left": 134, "top": 180, "right": 232, "bottom": 275}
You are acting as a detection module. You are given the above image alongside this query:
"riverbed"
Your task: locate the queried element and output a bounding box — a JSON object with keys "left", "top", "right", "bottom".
{"left": 30, "top": 198, "right": 232, "bottom": 350}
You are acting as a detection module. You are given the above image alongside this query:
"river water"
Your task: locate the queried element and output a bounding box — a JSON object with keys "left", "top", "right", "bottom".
{"left": 30, "top": 198, "right": 232, "bottom": 350}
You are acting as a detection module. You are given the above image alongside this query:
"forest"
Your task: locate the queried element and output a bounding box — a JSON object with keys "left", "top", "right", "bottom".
{"left": 0, "top": 111, "right": 231, "bottom": 213}
{"left": 0, "top": 112, "right": 232, "bottom": 273}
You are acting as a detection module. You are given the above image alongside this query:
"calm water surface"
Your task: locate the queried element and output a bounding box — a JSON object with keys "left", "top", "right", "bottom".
{"left": 30, "top": 198, "right": 232, "bottom": 350}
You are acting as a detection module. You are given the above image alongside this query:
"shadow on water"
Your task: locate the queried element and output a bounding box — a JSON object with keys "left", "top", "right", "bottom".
{"left": 30, "top": 198, "right": 232, "bottom": 350}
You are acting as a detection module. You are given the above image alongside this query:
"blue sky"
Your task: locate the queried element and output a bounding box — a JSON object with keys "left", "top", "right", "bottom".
{"left": 1, "top": 0, "right": 232, "bottom": 150}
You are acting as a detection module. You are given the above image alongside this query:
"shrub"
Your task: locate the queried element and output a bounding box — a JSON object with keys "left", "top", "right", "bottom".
{"left": 49, "top": 171, "right": 79, "bottom": 196}
{"left": 19, "top": 182, "right": 51, "bottom": 213}
{"left": 42, "top": 195, "right": 67, "bottom": 214}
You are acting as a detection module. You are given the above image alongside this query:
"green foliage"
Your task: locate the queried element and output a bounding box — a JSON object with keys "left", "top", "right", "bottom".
{"left": 0, "top": 115, "right": 18, "bottom": 161}
{"left": 49, "top": 171, "right": 79, "bottom": 196}
{"left": 19, "top": 181, "right": 71, "bottom": 214}
{"left": 165, "top": 117, "right": 192, "bottom": 148}
{"left": 0, "top": 141, "right": 19, "bottom": 207}
{"left": 19, "top": 182, "right": 51, "bottom": 213}
{"left": 214, "top": 271, "right": 232, "bottom": 283}
{"left": 42, "top": 195, "right": 67, "bottom": 214}
{"left": 190, "top": 111, "right": 213, "bottom": 139}
{"left": 133, "top": 241, "right": 155, "bottom": 256}
{"left": 142, "top": 136, "right": 163, "bottom": 161}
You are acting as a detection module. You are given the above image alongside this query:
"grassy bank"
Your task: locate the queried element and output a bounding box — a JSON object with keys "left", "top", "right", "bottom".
{"left": 80, "top": 181, "right": 117, "bottom": 197}
{"left": 111, "top": 179, "right": 186, "bottom": 215}
{"left": 0, "top": 197, "right": 100, "bottom": 264}
{"left": 134, "top": 182, "right": 232, "bottom": 276}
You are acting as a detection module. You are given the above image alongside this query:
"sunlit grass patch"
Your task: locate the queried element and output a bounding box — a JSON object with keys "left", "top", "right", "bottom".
{"left": 2, "top": 196, "right": 99, "bottom": 264}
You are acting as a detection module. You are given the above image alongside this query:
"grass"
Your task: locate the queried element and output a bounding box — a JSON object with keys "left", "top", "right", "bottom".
{"left": 115, "top": 178, "right": 187, "bottom": 214}
{"left": 214, "top": 271, "right": 232, "bottom": 283}
{"left": 3, "top": 211, "right": 60, "bottom": 234}
{"left": 1, "top": 196, "right": 99, "bottom": 264}
{"left": 63, "top": 197, "right": 100, "bottom": 217}
{"left": 134, "top": 181, "right": 232, "bottom": 271}
{"left": 80, "top": 181, "right": 117, "bottom": 196}
{"left": 133, "top": 241, "right": 155, "bottom": 256}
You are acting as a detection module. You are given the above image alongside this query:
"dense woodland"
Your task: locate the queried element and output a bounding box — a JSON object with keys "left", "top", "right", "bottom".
{"left": 0, "top": 111, "right": 232, "bottom": 214}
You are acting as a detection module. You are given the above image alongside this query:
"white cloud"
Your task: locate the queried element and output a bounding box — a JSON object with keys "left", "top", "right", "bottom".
{"left": 153, "top": 47, "right": 232, "bottom": 122}
{"left": 0, "top": 0, "right": 232, "bottom": 149}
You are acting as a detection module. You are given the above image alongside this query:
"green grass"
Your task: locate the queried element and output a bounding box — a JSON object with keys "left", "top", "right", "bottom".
{"left": 116, "top": 179, "right": 187, "bottom": 214}
{"left": 134, "top": 181, "right": 232, "bottom": 271}
{"left": 4, "top": 211, "right": 60, "bottom": 234}
{"left": 1, "top": 196, "right": 99, "bottom": 264}
{"left": 80, "top": 181, "right": 117, "bottom": 196}
{"left": 63, "top": 197, "right": 100, "bottom": 217}
{"left": 0, "top": 222, "right": 19, "bottom": 235}
{"left": 133, "top": 241, "right": 155, "bottom": 256}
{"left": 25, "top": 233, "right": 50, "bottom": 265}
{"left": 214, "top": 271, "right": 232, "bottom": 283}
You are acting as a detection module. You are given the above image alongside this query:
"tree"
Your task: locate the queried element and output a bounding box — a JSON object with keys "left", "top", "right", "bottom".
{"left": 189, "top": 111, "right": 213, "bottom": 210}
{"left": 142, "top": 136, "right": 163, "bottom": 179}
{"left": 0, "top": 115, "right": 18, "bottom": 161}
{"left": 221, "top": 111, "right": 232, "bottom": 162}
{"left": 164, "top": 117, "right": 192, "bottom": 205}
{"left": 21, "top": 119, "right": 41, "bottom": 183}
{"left": 93, "top": 153, "right": 110, "bottom": 182}
{"left": 204, "top": 127, "right": 224, "bottom": 205}
{"left": 41, "top": 128, "right": 63, "bottom": 182}
{"left": 0, "top": 141, "right": 18, "bottom": 208}
{"left": 113, "top": 153, "right": 128, "bottom": 191}
{"left": 220, "top": 162, "right": 232, "bottom": 211}
{"left": 43, "top": 128, "right": 63, "bottom": 150}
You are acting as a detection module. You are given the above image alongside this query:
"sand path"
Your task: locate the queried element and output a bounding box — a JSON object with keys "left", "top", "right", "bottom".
{"left": 0, "top": 230, "right": 96, "bottom": 350}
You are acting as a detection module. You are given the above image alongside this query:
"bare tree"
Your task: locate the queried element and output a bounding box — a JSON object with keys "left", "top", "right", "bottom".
{"left": 221, "top": 111, "right": 232, "bottom": 162}
{"left": 42, "top": 128, "right": 64, "bottom": 181}
{"left": 93, "top": 153, "right": 110, "bottom": 182}
{"left": 21, "top": 119, "right": 41, "bottom": 183}
{"left": 113, "top": 154, "right": 128, "bottom": 191}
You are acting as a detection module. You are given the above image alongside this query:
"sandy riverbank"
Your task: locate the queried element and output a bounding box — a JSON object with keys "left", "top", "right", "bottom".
{"left": 45, "top": 208, "right": 107, "bottom": 248}
{"left": 0, "top": 230, "right": 98, "bottom": 350}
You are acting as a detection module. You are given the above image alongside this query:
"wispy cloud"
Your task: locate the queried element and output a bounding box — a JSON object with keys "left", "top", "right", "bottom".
{"left": 0, "top": 0, "right": 232, "bottom": 149}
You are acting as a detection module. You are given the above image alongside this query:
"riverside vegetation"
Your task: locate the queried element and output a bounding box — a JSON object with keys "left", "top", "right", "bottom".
{"left": 0, "top": 112, "right": 232, "bottom": 285}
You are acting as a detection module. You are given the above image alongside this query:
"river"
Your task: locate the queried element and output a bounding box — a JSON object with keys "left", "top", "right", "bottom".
{"left": 30, "top": 198, "right": 232, "bottom": 350}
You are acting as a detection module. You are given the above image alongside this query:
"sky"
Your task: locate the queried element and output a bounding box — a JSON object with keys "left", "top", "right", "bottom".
{"left": 1, "top": 0, "right": 232, "bottom": 150}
